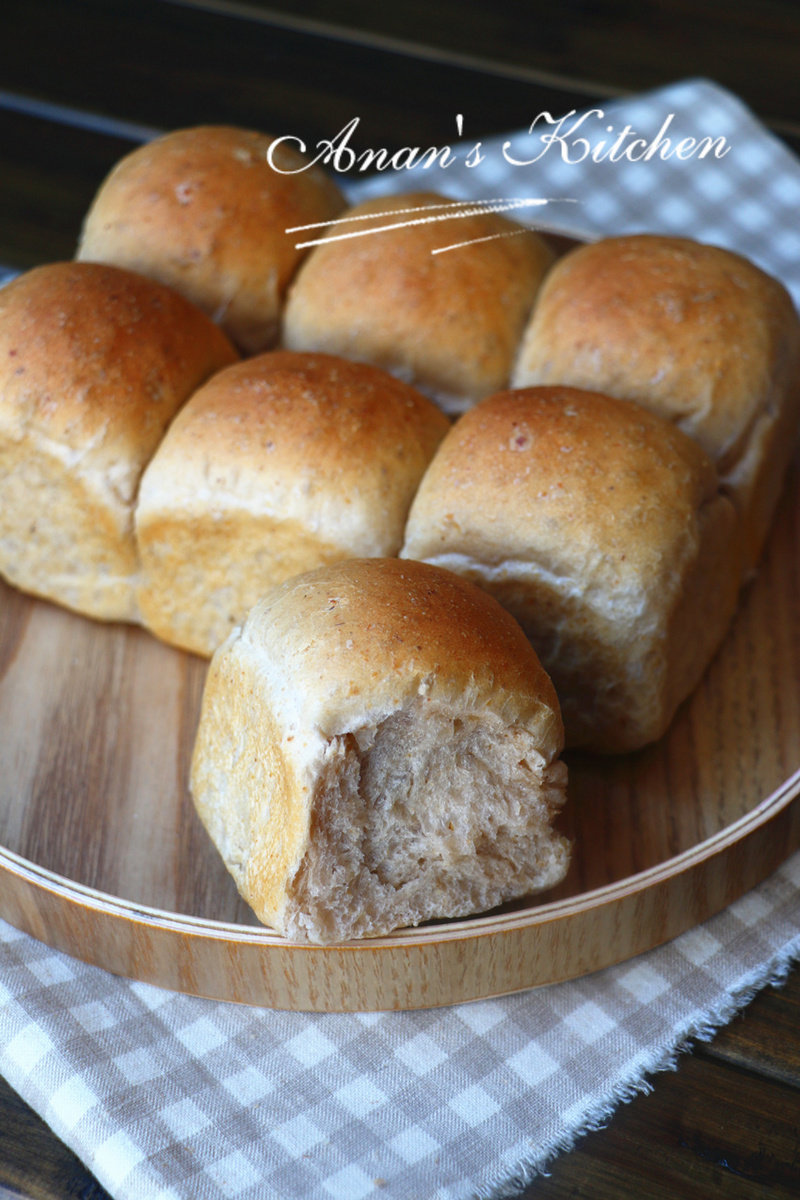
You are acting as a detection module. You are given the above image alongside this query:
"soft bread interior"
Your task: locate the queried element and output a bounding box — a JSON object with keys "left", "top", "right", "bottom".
{"left": 278, "top": 700, "right": 568, "bottom": 943}
{"left": 190, "top": 558, "right": 570, "bottom": 943}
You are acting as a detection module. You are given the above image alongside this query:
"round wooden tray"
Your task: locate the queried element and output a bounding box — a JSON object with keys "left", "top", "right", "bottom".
{"left": 1, "top": 460, "right": 799, "bottom": 1012}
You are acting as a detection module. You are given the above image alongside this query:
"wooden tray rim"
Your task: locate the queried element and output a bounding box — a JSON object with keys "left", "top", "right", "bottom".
{"left": 3, "top": 762, "right": 798, "bottom": 952}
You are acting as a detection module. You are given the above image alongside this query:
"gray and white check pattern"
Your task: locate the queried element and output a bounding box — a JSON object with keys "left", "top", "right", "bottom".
{"left": 348, "top": 76, "right": 800, "bottom": 310}
{"left": 1, "top": 80, "right": 800, "bottom": 1200}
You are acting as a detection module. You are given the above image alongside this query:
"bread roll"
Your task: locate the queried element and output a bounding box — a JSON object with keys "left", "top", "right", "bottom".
{"left": 0, "top": 262, "right": 237, "bottom": 622}
{"left": 282, "top": 191, "right": 555, "bottom": 414}
{"left": 76, "top": 125, "right": 345, "bottom": 354}
{"left": 512, "top": 234, "right": 800, "bottom": 574}
{"left": 135, "top": 351, "right": 450, "bottom": 656}
{"left": 401, "top": 386, "right": 741, "bottom": 754}
{"left": 190, "top": 557, "right": 569, "bottom": 942}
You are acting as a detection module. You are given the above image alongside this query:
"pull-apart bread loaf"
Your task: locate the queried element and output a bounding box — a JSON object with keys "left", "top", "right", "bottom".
{"left": 282, "top": 191, "right": 555, "bottom": 414}
{"left": 401, "top": 386, "right": 742, "bottom": 754}
{"left": 0, "top": 261, "right": 237, "bottom": 622}
{"left": 135, "top": 352, "right": 449, "bottom": 656}
{"left": 77, "top": 125, "right": 345, "bottom": 353}
{"left": 512, "top": 234, "right": 800, "bottom": 574}
{"left": 190, "top": 557, "right": 570, "bottom": 943}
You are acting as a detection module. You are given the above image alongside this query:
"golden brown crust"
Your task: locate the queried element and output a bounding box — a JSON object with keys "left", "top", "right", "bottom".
{"left": 241, "top": 557, "right": 564, "bottom": 755}
{"left": 282, "top": 192, "right": 555, "bottom": 412}
{"left": 401, "top": 386, "right": 741, "bottom": 752}
{"left": 77, "top": 125, "right": 346, "bottom": 353}
{"left": 0, "top": 261, "right": 237, "bottom": 621}
{"left": 135, "top": 352, "right": 450, "bottom": 655}
{"left": 512, "top": 234, "right": 800, "bottom": 571}
{"left": 404, "top": 384, "right": 720, "bottom": 578}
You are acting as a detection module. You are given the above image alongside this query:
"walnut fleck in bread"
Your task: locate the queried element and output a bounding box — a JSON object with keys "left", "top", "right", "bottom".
{"left": 282, "top": 191, "right": 555, "bottom": 414}
{"left": 0, "top": 262, "right": 237, "bottom": 622}
{"left": 76, "top": 125, "right": 346, "bottom": 353}
{"left": 512, "top": 234, "right": 800, "bottom": 574}
{"left": 190, "top": 557, "right": 570, "bottom": 943}
{"left": 401, "top": 386, "right": 742, "bottom": 754}
{"left": 135, "top": 352, "right": 450, "bottom": 656}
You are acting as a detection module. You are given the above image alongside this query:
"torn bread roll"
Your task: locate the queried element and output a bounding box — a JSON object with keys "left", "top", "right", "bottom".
{"left": 135, "top": 351, "right": 450, "bottom": 656}
{"left": 282, "top": 191, "right": 555, "bottom": 414}
{"left": 511, "top": 234, "right": 800, "bottom": 574}
{"left": 401, "top": 386, "right": 742, "bottom": 754}
{"left": 190, "top": 557, "right": 570, "bottom": 943}
{"left": 0, "top": 261, "right": 237, "bottom": 622}
{"left": 76, "top": 125, "right": 345, "bottom": 353}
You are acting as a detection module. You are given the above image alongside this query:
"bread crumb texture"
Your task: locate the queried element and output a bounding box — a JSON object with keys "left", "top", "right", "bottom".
{"left": 190, "top": 558, "right": 570, "bottom": 942}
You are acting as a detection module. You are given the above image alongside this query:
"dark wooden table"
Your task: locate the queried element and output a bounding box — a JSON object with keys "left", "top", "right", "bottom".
{"left": 1, "top": 1, "right": 799, "bottom": 1196}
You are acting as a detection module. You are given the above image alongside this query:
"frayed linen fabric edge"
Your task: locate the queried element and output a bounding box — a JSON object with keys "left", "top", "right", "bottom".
{"left": 479, "top": 934, "right": 800, "bottom": 1200}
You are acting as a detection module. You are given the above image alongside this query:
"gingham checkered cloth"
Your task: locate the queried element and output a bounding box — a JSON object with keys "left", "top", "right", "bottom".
{"left": 1, "top": 78, "right": 800, "bottom": 1200}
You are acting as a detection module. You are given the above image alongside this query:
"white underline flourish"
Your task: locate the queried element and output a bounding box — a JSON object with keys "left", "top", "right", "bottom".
{"left": 286, "top": 197, "right": 577, "bottom": 252}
